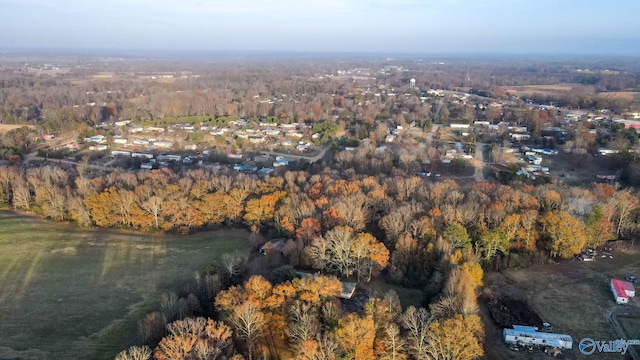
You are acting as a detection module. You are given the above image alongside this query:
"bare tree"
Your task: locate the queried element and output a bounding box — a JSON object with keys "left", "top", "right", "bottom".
{"left": 287, "top": 301, "right": 320, "bottom": 347}
{"left": 140, "top": 195, "right": 163, "bottom": 228}
{"left": 377, "top": 324, "right": 407, "bottom": 360}
{"left": 402, "top": 306, "right": 433, "bottom": 359}
{"left": 114, "top": 346, "right": 152, "bottom": 360}
{"left": 230, "top": 302, "right": 267, "bottom": 360}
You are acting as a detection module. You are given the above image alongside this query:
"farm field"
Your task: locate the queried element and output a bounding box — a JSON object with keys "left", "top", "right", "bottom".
{"left": 482, "top": 244, "right": 640, "bottom": 359}
{"left": 504, "top": 83, "right": 596, "bottom": 97}
{"left": 0, "top": 211, "right": 251, "bottom": 360}
{"left": 0, "top": 124, "right": 35, "bottom": 134}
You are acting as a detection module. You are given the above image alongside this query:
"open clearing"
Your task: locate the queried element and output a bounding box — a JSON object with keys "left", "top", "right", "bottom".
{"left": 597, "top": 92, "right": 640, "bottom": 100}
{"left": 482, "top": 244, "right": 640, "bottom": 359}
{"left": 0, "top": 124, "right": 35, "bottom": 134}
{"left": 504, "top": 84, "right": 595, "bottom": 97}
{"left": 0, "top": 211, "right": 251, "bottom": 360}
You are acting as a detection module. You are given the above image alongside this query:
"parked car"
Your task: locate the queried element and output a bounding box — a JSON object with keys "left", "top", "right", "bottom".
{"left": 626, "top": 276, "right": 638, "bottom": 284}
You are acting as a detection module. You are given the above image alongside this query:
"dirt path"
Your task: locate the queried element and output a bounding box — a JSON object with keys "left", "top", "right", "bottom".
{"left": 610, "top": 310, "right": 640, "bottom": 360}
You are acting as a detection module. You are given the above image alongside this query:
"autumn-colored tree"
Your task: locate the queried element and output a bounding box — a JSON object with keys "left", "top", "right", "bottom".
{"left": 84, "top": 187, "right": 120, "bottom": 227}
{"left": 166, "top": 196, "right": 204, "bottom": 231}
{"left": 333, "top": 193, "right": 368, "bottom": 231}
{"left": 389, "top": 234, "right": 420, "bottom": 283}
{"left": 154, "top": 332, "right": 197, "bottom": 359}
{"left": 114, "top": 346, "right": 152, "bottom": 360}
{"left": 500, "top": 209, "right": 540, "bottom": 252}
{"left": 335, "top": 313, "right": 376, "bottom": 360}
{"left": 424, "top": 314, "right": 484, "bottom": 360}
{"left": 322, "top": 206, "right": 344, "bottom": 230}
{"left": 367, "top": 291, "right": 402, "bottom": 334}
{"left": 309, "top": 226, "right": 388, "bottom": 280}
{"left": 444, "top": 262, "right": 483, "bottom": 315}
{"left": 296, "top": 217, "right": 322, "bottom": 245}
{"left": 199, "top": 319, "right": 234, "bottom": 359}
{"left": 585, "top": 205, "right": 614, "bottom": 248}
{"left": 196, "top": 191, "right": 231, "bottom": 225}
{"left": 292, "top": 275, "right": 342, "bottom": 305}
{"left": 541, "top": 210, "right": 587, "bottom": 258}
{"left": 408, "top": 216, "right": 437, "bottom": 241}
{"left": 294, "top": 334, "right": 340, "bottom": 360}
{"left": 534, "top": 187, "right": 563, "bottom": 212}
{"left": 351, "top": 232, "right": 390, "bottom": 281}
{"left": 244, "top": 191, "right": 286, "bottom": 228}
{"left": 226, "top": 188, "right": 249, "bottom": 222}
{"left": 278, "top": 215, "right": 296, "bottom": 235}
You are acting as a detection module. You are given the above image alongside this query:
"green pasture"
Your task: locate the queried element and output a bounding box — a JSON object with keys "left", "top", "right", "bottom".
{"left": 0, "top": 211, "right": 250, "bottom": 360}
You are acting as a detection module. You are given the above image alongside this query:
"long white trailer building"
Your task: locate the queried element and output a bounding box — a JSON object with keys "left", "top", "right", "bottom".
{"left": 503, "top": 325, "right": 572, "bottom": 350}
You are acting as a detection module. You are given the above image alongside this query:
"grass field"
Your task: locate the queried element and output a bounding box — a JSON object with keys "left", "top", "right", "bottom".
{"left": 597, "top": 91, "right": 640, "bottom": 100}
{"left": 482, "top": 246, "right": 640, "bottom": 359}
{"left": 619, "top": 316, "right": 640, "bottom": 340}
{"left": 0, "top": 211, "right": 251, "bottom": 360}
{"left": 0, "top": 124, "right": 35, "bottom": 134}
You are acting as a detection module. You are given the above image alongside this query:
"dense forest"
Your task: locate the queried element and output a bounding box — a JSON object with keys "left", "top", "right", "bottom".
{"left": 0, "top": 162, "right": 638, "bottom": 359}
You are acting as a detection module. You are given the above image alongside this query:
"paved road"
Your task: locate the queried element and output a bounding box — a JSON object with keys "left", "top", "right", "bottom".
{"left": 262, "top": 144, "right": 331, "bottom": 163}
{"left": 474, "top": 144, "right": 486, "bottom": 182}
{"left": 23, "top": 152, "right": 121, "bottom": 172}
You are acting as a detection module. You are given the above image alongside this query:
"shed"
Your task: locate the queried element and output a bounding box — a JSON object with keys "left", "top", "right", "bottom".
{"left": 611, "top": 279, "right": 635, "bottom": 304}
{"left": 260, "top": 238, "right": 288, "bottom": 255}
{"left": 340, "top": 282, "right": 357, "bottom": 299}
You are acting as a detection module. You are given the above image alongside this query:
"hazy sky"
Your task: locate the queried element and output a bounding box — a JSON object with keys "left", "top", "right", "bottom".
{"left": 1, "top": 0, "right": 638, "bottom": 55}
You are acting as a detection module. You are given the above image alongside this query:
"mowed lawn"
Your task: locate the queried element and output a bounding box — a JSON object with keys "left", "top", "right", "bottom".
{"left": 0, "top": 211, "right": 251, "bottom": 360}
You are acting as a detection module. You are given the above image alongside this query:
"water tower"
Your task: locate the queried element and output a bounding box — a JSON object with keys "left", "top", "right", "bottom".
{"left": 410, "top": 78, "right": 416, "bottom": 88}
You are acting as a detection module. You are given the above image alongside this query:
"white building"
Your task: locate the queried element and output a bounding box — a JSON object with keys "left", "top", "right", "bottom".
{"left": 153, "top": 141, "right": 173, "bottom": 149}
{"left": 273, "top": 156, "right": 289, "bottom": 167}
{"left": 503, "top": 325, "right": 573, "bottom": 350}
{"left": 85, "top": 135, "right": 106, "bottom": 144}
{"left": 132, "top": 153, "right": 154, "bottom": 159}
{"left": 111, "top": 150, "right": 130, "bottom": 157}
{"left": 249, "top": 136, "right": 266, "bottom": 144}
{"left": 611, "top": 279, "right": 635, "bottom": 304}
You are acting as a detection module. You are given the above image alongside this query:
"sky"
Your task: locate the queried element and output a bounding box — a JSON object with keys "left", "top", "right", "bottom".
{"left": 0, "top": 0, "right": 639, "bottom": 55}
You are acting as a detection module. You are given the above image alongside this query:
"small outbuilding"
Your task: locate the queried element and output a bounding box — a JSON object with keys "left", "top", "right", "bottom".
{"left": 611, "top": 279, "right": 635, "bottom": 304}
{"left": 260, "top": 238, "right": 288, "bottom": 256}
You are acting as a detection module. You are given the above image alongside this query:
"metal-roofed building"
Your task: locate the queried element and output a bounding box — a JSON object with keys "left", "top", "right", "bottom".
{"left": 503, "top": 325, "right": 573, "bottom": 350}
{"left": 611, "top": 279, "right": 635, "bottom": 304}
